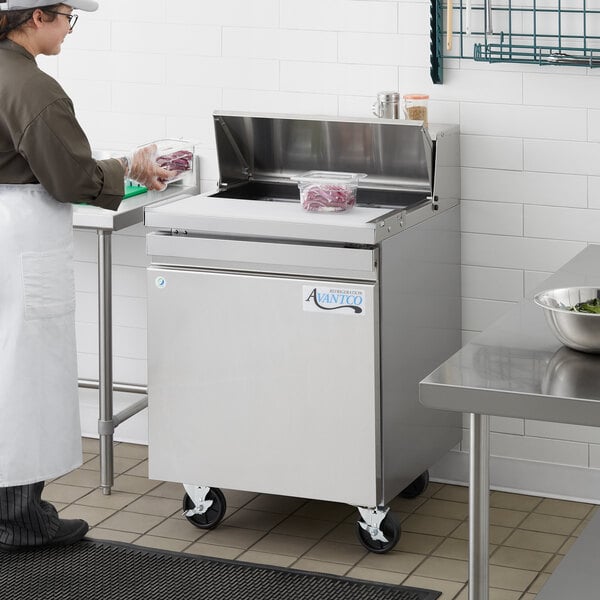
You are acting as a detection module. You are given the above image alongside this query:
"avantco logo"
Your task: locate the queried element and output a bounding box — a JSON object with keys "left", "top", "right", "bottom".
{"left": 303, "top": 286, "right": 365, "bottom": 316}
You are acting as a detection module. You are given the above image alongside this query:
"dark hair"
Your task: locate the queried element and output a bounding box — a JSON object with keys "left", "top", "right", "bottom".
{"left": 0, "top": 4, "right": 61, "bottom": 41}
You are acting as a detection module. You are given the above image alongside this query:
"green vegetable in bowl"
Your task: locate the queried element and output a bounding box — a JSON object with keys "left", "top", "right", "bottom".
{"left": 569, "top": 298, "right": 600, "bottom": 314}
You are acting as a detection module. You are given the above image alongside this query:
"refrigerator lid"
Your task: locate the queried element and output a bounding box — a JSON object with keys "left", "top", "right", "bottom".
{"left": 212, "top": 111, "right": 433, "bottom": 194}
{"left": 145, "top": 195, "right": 401, "bottom": 245}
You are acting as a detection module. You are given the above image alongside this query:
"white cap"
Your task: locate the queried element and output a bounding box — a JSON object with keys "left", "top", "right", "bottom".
{"left": 0, "top": 0, "right": 98, "bottom": 11}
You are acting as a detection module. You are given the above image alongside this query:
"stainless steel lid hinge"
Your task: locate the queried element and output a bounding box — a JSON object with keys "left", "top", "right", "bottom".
{"left": 429, "top": 195, "right": 439, "bottom": 211}
{"left": 216, "top": 116, "right": 253, "bottom": 182}
{"left": 170, "top": 228, "right": 188, "bottom": 236}
{"left": 375, "top": 209, "right": 405, "bottom": 240}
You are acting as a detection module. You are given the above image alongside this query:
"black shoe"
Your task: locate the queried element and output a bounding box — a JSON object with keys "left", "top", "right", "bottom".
{"left": 0, "top": 519, "right": 88, "bottom": 553}
{"left": 45, "top": 518, "right": 89, "bottom": 547}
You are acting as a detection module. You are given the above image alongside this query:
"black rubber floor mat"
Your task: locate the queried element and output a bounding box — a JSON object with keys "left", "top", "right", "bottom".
{"left": 0, "top": 539, "right": 442, "bottom": 600}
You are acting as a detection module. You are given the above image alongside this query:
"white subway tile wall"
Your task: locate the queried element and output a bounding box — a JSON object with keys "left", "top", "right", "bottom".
{"left": 524, "top": 270, "right": 554, "bottom": 295}
{"left": 461, "top": 432, "right": 590, "bottom": 467}
{"left": 57, "top": 0, "right": 600, "bottom": 495}
{"left": 461, "top": 265, "right": 523, "bottom": 302}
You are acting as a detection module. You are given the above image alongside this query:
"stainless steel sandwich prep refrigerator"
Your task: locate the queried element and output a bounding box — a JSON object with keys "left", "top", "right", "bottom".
{"left": 144, "top": 112, "right": 462, "bottom": 553}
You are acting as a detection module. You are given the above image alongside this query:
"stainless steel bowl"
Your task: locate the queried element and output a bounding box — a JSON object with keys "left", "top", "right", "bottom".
{"left": 542, "top": 346, "right": 600, "bottom": 399}
{"left": 534, "top": 287, "right": 600, "bottom": 354}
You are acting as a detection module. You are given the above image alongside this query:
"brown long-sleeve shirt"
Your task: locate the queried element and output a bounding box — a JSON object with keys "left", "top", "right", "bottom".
{"left": 0, "top": 39, "right": 124, "bottom": 210}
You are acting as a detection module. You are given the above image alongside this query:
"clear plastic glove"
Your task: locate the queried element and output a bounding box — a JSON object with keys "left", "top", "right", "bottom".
{"left": 126, "top": 144, "right": 175, "bottom": 191}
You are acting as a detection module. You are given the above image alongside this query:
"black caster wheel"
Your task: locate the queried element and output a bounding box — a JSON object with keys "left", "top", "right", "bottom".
{"left": 182, "top": 487, "right": 227, "bottom": 529}
{"left": 356, "top": 513, "right": 400, "bottom": 554}
{"left": 399, "top": 470, "right": 430, "bottom": 499}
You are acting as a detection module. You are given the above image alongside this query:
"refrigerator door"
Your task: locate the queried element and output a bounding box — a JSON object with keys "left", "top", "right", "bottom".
{"left": 148, "top": 266, "right": 381, "bottom": 506}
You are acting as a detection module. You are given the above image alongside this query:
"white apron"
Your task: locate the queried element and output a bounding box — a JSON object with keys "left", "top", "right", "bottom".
{"left": 0, "top": 184, "right": 82, "bottom": 486}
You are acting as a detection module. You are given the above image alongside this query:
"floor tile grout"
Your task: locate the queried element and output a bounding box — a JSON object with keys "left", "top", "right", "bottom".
{"left": 43, "top": 440, "right": 600, "bottom": 599}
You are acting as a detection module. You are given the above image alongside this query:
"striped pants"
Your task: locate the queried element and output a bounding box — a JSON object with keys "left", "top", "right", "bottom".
{"left": 0, "top": 482, "right": 59, "bottom": 547}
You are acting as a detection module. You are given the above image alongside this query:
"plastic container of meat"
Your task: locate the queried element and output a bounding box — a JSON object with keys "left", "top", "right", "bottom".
{"left": 292, "top": 171, "right": 367, "bottom": 213}
{"left": 149, "top": 139, "right": 195, "bottom": 185}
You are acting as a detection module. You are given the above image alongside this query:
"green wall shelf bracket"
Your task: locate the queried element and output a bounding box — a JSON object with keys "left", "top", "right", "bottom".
{"left": 431, "top": 0, "right": 444, "bottom": 83}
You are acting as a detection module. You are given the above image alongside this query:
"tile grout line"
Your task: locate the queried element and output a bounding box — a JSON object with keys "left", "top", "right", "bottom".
{"left": 47, "top": 442, "right": 599, "bottom": 593}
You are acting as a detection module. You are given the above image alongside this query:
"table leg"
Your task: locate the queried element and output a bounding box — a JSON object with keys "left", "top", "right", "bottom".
{"left": 98, "top": 230, "right": 114, "bottom": 495}
{"left": 469, "top": 413, "right": 490, "bottom": 600}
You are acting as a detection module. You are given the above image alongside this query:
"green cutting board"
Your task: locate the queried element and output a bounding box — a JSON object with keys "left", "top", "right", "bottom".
{"left": 124, "top": 184, "right": 147, "bottom": 199}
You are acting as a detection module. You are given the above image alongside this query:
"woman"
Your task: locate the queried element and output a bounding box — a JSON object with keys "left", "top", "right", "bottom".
{"left": 0, "top": 1, "right": 171, "bottom": 551}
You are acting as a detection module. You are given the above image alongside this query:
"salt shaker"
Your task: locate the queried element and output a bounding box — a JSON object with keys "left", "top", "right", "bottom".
{"left": 372, "top": 91, "right": 401, "bottom": 119}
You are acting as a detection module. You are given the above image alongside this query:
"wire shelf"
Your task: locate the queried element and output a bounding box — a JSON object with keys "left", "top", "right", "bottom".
{"left": 438, "top": 0, "right": 600, "bottom": 69}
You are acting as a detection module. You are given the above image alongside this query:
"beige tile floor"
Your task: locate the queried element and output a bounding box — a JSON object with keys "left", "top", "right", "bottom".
{"left": 44, "top": 439, "right": 597, "bottom": 600}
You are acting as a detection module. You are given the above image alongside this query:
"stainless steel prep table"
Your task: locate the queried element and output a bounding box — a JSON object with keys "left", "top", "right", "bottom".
{"left": 420, "top": 244, "right": 600, "bottom": 600}
{"left": 73, "top": 182, "right": 198, "bottom": 495}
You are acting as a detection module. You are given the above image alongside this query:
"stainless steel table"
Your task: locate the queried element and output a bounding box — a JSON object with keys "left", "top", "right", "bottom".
{"left": 420, "top": 244, "right": 600, "bottom": 600}
{"left": 73, "top": 183, "right": 198, "bottom": 495}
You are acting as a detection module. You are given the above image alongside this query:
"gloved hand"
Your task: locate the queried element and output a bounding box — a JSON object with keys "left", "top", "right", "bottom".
{"left": 125, "top": 144, "right": 175, "bottom": 191}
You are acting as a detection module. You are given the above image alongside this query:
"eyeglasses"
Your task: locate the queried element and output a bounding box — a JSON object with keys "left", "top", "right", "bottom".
{"left": 44, "top": 10, "right": 78, "bottom": 31}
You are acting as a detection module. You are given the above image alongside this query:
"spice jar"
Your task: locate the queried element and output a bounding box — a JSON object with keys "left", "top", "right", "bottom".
{"left": 402, "top": 94, "right": 429, "bottom": 127}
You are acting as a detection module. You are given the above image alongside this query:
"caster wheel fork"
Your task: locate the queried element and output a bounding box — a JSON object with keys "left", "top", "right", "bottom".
{"left": 356, "top": 505, "right": 400, "bottom": 553}
{"left": 182, "top": 484, "right": 227, "bottom": 529}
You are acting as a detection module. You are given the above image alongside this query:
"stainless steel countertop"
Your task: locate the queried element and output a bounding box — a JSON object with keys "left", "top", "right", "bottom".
{"left": 420, "top": 244, "right": 600, "bottom": 427}
{"left": 72, "top": 184, "right": 198, "bottom": 231}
